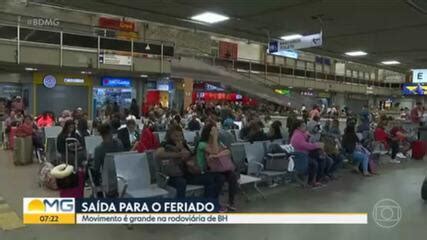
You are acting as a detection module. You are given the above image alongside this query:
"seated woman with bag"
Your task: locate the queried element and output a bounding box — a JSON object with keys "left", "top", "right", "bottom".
{"left": 197, "top": 123, "right": 239, "bottom": 211}
{"left": 57, "top": 119, "right": 85, "bottom": 166}
{"left": 155, "top": 124, "right": 223, "bottom": 199}
{"left": 342, "top": 125, "right": 372, "bottom": 176}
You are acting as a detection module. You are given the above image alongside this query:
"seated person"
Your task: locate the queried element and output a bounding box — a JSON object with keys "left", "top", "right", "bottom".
{"left": 289, "top": 120, "right": 325, "bottom": 187}
{"left": 187, "top": 114, "right": 201, "bottom": 131}
{"left": 155, "top": 124, "right": 223, "bottom": 199}
{"left": 342, "top": 125, "right": 372, "bottom": 176}
{"left": 92, "top": 124, "right": 124, "bottom": 194}
{"left": 374, "top": 120, "right": 400, "bottom": 163}
{"left": 268, "top": 120, "right": 283, "bottom": 140}
{"left": 307, "top": 116, "right": 321, "bottom": 143}
{"left": 134, "top": 120, "right": 160, "bottom": 153}
{"left": 197, "top": 123, "right": 238, "bottom": 211}
{"left": 117, "top": 119, "right": 140, "bottom": 151}
{"left": 321, "top": 134, "right": 344, "bottom": 179}
{"left": 389, "top": 120, "right": 411, "bottom": 159}
{"left": 56, "top": 119, "right": 85, "bottom": 165}
{"left": 246, "top": 120, "right": 268, "bottom": 143}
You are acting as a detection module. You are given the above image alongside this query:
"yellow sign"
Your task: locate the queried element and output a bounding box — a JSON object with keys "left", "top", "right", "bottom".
{"left": 23, "top": 198, "right": 75, "bottom": 224}
{"left": 33, "top": 73, "right": 93, "bottom": 87}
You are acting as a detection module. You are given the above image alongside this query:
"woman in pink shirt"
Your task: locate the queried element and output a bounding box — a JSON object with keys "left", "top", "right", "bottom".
{"left": 290, "top": 120, "right": 324, "bottom": 187}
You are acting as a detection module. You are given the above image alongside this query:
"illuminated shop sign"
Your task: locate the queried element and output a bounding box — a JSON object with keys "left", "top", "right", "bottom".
{"left": 101, "top": 77, "right": 131, "bottom": 88}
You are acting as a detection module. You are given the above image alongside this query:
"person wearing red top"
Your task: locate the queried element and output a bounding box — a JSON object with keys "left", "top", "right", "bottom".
{"left": 374, "top": 120, "right": 401, "bottom": 163}
{"left": 16, "top": 115, "right": 34, "bottom": 137}
{"left": 133, "top": 121, "right": 160, "bottom": 153}
{"left": 390, "top": 120, "right": 411, "bottom": 159}
{"left": 374, "top": 121, "right": 389, "bottom": 149}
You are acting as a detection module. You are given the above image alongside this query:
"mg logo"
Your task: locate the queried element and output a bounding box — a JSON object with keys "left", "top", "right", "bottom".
{"left": 24, "top": 198, "right": 75, "bottom": 213}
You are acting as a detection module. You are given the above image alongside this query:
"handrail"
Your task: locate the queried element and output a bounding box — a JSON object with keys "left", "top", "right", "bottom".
{"left": 0, "top": 20, "right": 403, "bottom": 90}
{"left": 175, "top": 53, "right": 399, "bottom": 90}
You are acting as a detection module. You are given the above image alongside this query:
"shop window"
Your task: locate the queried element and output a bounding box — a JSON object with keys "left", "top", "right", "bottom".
{"left": 100, "top": 38, "right": 131, "bottom": 52}
{"left": 0, "top": 26, "right": 17, "bottom": 39}
{"left": 20, "top": 28, "right": 60, "bottom": 44}
{"left": 63, "top": 33, "right": 98, "bottom": 48}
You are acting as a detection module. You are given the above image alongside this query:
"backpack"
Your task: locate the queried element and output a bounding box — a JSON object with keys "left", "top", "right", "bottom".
{"left": 39, "top": 161, "right": 58, "bottom": 190}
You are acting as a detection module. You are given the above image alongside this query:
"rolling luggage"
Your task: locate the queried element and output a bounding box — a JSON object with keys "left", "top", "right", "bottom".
{"left": 411, "top": 141, "right": 425, "bottom": 160}
{"left": 9, "top": 126, "right": 17, "bottom": 150}
{"left": 13, "top": 136, "right": 33, "bottom": 165}
{"left": 53, "top": 138, "right": 85, "bottom": 198}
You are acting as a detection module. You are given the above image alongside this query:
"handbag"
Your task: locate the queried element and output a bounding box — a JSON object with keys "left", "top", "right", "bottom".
{"left": 207, "top": 152, "right": 235, "bottom": 172}
{"left": 55, "top": 138, "right": 79, "bottom": 189}
{"left": 160, "top": 158, "right": 184, "bottom": 177}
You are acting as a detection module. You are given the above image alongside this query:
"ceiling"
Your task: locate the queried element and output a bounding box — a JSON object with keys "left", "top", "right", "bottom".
{"left": 31, "top": 0, "right": 427, "bottom": 72}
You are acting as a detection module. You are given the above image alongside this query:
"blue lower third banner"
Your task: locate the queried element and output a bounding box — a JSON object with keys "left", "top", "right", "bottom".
{"left": 23, "top": 198, "right": 368, "bottom": 224}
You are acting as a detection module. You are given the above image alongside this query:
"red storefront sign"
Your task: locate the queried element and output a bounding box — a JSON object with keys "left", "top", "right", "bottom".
{"left": 219, "top": 41, "right": 238, "bottom": 60}
{"left": 99, "top": 17, "right": 136, "bottom": 32}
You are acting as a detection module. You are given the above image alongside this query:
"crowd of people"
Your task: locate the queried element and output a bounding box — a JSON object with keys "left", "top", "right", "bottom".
{"left": 1, "top": 94, "right": 425, "bottom": 211}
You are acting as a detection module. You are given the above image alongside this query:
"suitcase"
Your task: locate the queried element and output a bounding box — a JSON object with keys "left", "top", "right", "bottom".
{"left": 411, "top": 141, "right": 425, "bottom": 160}
{"left": 9, "top": 127, "right": 17, "bottom": 150}
{"left": 58, "top": 138, "right": 85, "bottom": 198}
{"left": 13, "top": 136, "right": 34, "bottom": 165}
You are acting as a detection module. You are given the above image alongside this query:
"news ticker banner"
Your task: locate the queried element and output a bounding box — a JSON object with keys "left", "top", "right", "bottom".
{"left": 23, "top": 198, "right": 368, "bottom": 225}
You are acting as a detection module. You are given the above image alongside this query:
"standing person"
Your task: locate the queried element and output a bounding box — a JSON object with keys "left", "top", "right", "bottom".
{"left": 92, "top": 123, "right": 124, "bottom": 196}
{"left": 342, "top": 125, "right": 371, "bottom": 176}
{"left": 11, "top": 96, "right": 24, "bottom": 113}
{"left": 112, "top": 102, "right": 120, "bottom": 114}
{"left": 197, "top": 124, "right": 238, "bottom": 211}
{"left": 289, "top": 120, "right": 324, "bottom": 187}
{"left": 130, "top": 98, "right": 140, "bottom": 119}
{"left": 76, "top": 118, "right": 91, "bottom": 149}
{"left": 411, "top": 102, "right": 424, "bottom": 126}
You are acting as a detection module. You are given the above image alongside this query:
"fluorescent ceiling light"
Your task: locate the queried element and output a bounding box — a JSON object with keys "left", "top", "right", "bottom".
{"left": 191, "top": 12, "right": 229, "bottom": 24}
{"left": 280, "top": 34, "right": 302, "bottom": 41}
{"left": 25, "top": 67, "right": 37, "bottom": 71}
{"left": 381, "top": 60, "right": 400, "bottom": 65}
{"left": 345, "top": 51, "right": 368, "bottom": 56}
{"left": 140, "top": 74, "right": 148, "bottom": 78}
{"left": 81, "top": 71, "right": 92, "bottom": 74}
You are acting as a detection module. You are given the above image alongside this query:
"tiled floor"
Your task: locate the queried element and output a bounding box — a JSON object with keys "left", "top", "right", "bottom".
{"left": 0, "top": 149, "right": 426, "bottom": 240}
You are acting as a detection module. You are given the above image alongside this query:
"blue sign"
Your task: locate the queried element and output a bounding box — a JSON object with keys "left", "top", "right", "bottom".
{"left": 402, "top": 83, "right": 427, "bottom": 96}
{"left": 101, "top": 77, "right": 131, "bottom": 88}
{"left": 43, "top": 75, "right": 56, "bottom": 88}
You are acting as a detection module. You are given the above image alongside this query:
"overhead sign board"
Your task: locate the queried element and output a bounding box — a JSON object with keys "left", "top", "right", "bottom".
{"left": 402, "top": 83, "right": 427, "bottom": 95}
{"left": 268, "top": 48, "right": 299, "bottom": 59}
{"left": 99, "top": 53, "right": 132, "bottom": 66}
{"left": 269, "top": 32, "right": 322, "bottom": 53}
{"left": 98, "top": 17, "right": 136, "bottom": 32}
{"left": 412, "top": 69, "right": 427, "bottom": 83}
